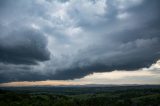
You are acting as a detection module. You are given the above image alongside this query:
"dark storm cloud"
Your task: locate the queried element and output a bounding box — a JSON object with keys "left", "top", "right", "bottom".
{"left": 0, "top": 27, "right": 50, "bottom": 65}
{"left": 0, "top": 0, "right": 160, "bottom": 83}
{"left": 0, "top": 0, "right": 50, "bottom": 65}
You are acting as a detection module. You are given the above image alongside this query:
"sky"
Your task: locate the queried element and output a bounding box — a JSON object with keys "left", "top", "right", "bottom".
{"left": 0, "top": 0, "right": 160, "bottom": 86}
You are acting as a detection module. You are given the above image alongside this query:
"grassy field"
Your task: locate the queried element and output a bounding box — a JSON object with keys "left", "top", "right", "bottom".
{"left": 0, "top": 85, "right": 160, "bottom": 106}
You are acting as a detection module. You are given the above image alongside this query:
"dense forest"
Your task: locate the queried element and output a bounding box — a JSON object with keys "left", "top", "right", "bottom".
{"left": 0, "top": 86, "right": 160, "bottom": 106}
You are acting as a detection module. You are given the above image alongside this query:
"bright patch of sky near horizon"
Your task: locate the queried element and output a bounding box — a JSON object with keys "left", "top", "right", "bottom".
{"left": 0, "top": 60, "right": 160, "bottom": 86}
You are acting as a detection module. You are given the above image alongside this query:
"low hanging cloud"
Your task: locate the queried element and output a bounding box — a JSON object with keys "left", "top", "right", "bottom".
{"left": 0, "top": 27, "right": 50, "bottom": 65}
{"left": 0, "top": 0, "right": 160, "bottom": 83}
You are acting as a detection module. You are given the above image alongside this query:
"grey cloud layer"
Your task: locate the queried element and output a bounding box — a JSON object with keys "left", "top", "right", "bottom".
{"left": 0, "top": 26, "right": 50, "bottom": 65}
{"left": 0, "top": 0, "right": 160, "bottom": 82}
